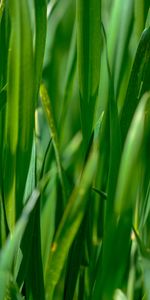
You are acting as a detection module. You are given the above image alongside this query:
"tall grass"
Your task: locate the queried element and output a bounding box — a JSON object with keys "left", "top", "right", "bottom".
{"left": 0, "top": 1, "right": 150, "bottom": 299}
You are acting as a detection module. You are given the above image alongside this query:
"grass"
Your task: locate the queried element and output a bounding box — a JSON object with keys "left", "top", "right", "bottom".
{"left": 0, "top": 1, "right": 150, "bottom": 299}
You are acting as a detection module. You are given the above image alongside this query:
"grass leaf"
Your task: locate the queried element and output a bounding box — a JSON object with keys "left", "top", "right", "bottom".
{"left": 45, "top": 143, "right": 98, "bottom": 299}
{"left": 76, "top": 0, "right": 101, "bottom": 152}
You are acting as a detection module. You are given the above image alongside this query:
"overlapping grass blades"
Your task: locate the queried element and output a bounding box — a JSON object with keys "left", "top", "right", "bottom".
{"left": 120, "top": 27, "right": 150, "bottom": 144}
{"left": 0, "top": 1, "right": 150, "bottom": 300}
{"left": 44, "top": 142, "right": 98, "bottom": 299}
{"left": 116, "top": 92, "right": 150, "bottom": 214}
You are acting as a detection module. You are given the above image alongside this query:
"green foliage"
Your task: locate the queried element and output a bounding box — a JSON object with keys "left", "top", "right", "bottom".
{"left": 0, "top": 1, "right": 150, "bottom": 299}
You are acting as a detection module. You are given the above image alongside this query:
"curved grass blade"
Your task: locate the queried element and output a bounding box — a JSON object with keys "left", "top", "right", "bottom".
{"left": 120, "top": 27, "right": 150, "bottom": 144}
{"left": 40, "top": 83, "right": 68, "bottom": 203}
{"left": 16, "top": 171, "right": 50, "bottom": 299}
{"left": 0, "top": 172, "right": 50, "bottom": 272}
{"left": 97, "top": 0, "right": 134, "bottom": 118}
{"left": 47, "top": 0, "right": 59, "bottom": 18}
{"left": 134, "top": 0, "right": 150, "bottom": 42}
{"left": 0, "top": 190, "right": 40, "bottom": 273}
{"left": 44, "top": 143, "right": 98, "bottom": 300}
{"left": 76, "top": 0, "right": 101, "bottom": 153}
{"left": 115, "top": 92, "right": 150, "bottom": 214}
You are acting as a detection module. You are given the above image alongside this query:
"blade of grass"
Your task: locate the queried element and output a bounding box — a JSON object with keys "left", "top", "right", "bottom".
{"left": 40, "top": 83, "right": 68, "bottom": 203}
{"left": 97, "top": 0, "right": 133, "bottom": 117}
{"left": 44, "top": 143, "right": 98, "bottom": 299}
{"left": 34, "top": 0, "right": 47, "bottom": 101}
{"left": 0, "top": 171, "right": 50, "bottom": 279}
{"left": 93, "top": 211, "right": 132, "bottom": 300}
{"left": 15, "top": 0, "right": 34, "bottom": 216}
{"left": 59, "top": 22, "right": 77, "bottom": 141}
{"left": 134, "top": 0, "right": 150, "bottom": 43}
{"left": 16, "top": 169, "right": 50, "bottom": 300}
{"left": 120, "top": 27, "right": 150, "bottom": 144}
{"left": 0, "top": 0, "right": 5, "bottom": 22}
{"left": 76, "top": 0, "right": 101, "bottom": 153}
{"left": 0, "top": 271, "right": 24, "bottom": 300}
{"left": 92, "top": 25, "right": 123, "bottom": 299}
{"left": 115, "top": 92, "right": 150, "bottom": 214}
{"left": 4, "top": 0, "right": 21, "bottom": 230}
{"left": 114, "top": 0, "right": 134, "bottom": 96}
{"left": 63, "top": 209, "right": 90, "bottom": 300}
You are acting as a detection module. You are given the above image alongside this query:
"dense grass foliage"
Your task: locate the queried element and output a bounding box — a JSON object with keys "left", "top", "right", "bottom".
{"left": 0, "top": 0, "right": 150, "bottom": 299}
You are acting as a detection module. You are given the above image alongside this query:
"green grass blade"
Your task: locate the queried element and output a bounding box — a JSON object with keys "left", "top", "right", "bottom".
{"left": 134, "top": 0, "right": 150, "bottom": 42}
{"left": 40, "top": 83, "right": 68, "bottom": 203}
{"left": 34, "top": 0, "right": 47, "bottom": 101}
{"left": 102, "top": 25, "right": 121, "bottom": 215}
{"left": 114, "top": 0, "right": 134, "bottom": 95}
{"left": 64, "top": 213, "right": 89, "bottom": 300}
{"left": 0, "top": 0, "right": 5, "bottom": 22}
{"left": 76, "top": 0, "right": 101, "bottom": 152}
{"left": 115, "top": 92, "right": 150, "bottom": 214}
{"left": 44, "top": 143, "right": 98, "bottom": 299}
{"left": 16, "top": 172, "right": 50, "bottom": 299}
{"left": 3, "top": 0, "right": 21, "bottom": 230}
{"left": 0, "top": 271, "right": 24, "bottom": 300}
{"left": 120, "top": 27, "right": 150, "bottom": 144}
{"left": 142, "top": 258, "right": 150, "bottom": 300}
{"left": 15, "top": 0, "right": 34, "bottom": 217}
{"left": 59, "top": 22, "right": 77, "bottom": 140}
{"left": 0, "top": 172, "right": 50, "bottom": 270}
{"left": 0, "top": 189, "right": 40, "bottom": 272}
{"left": 93, "top": 212, "right": 132, "bottom": 300}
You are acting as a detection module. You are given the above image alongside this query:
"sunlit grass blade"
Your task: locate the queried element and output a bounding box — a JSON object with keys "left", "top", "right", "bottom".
{"left": 3, "top": 0, "right": 21, "bottom": 230}
{"left": 134, "top": 0, "right": 150, "bottom": 42}
{"left": 0, "top": 0, "right": 5, "bottom": 22}
{"left": 76, "top": 0, "right": 101, "bottom": 152}
{"left": 97, "top": 0, "right": 134, "bottom": 117}
{"left": 115, "top": 92, "right": 150, "bottom": 214}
